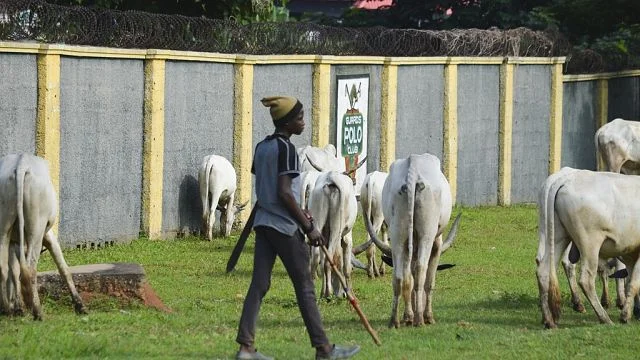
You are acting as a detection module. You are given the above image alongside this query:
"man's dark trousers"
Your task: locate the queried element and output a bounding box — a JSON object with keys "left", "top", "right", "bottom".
{"left": 236, "top": 226, "right": 329, "bottom": 347}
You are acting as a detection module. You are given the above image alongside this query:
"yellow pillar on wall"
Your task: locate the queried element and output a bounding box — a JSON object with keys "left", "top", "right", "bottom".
{"left": 36, "top": 51, "right": 61, "bottom": 235}
{"left": 443, "top": 62, "right": 458, "bottom": 204}
{"left": 141, "top": 58, "right": 166, "bottom": 239}
{"left": 312, "top": 60, "right": 331, "bottom": 147}
{"left": 380, "top": 60, "right": 398, "bottom": 172}
{"left": 596, "top": 79, "right": 608, "bottom": 170}
{"left": 498, "top": 60, "right": 514, "bottom": 206}
{"left": 549, "top": 61, "right": 564, "bottom": 174}
{"left": 233, "top": 59, "right": 255, "bottom": 226}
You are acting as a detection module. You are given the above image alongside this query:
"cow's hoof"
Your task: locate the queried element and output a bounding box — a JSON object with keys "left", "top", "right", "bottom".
{"left": 389, "top": 320, "right": 399, "bottom": 329}
{"left": 572, "top": 303, "right": 586, "bottom": 313}
{"left": 543, "top": 321, "right": 557, "bottom": 329}
{"left": 75, "top": 304, "right": 88, "bottom": 315}
{"left": 425, "top": 317, "right": 436, "bottom": 325}
{"left": 601, "top": 298, "right": 611, "bottom": 309}
{"left": 12, "top": 307, "right": 24, "bottom": 317}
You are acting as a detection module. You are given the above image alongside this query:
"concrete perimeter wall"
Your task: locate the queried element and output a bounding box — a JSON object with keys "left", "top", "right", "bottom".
{"left": 4, "top": 41, "right": 637, "bottom": 247}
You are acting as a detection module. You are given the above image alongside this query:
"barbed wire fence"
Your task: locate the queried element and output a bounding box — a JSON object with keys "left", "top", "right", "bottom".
{"left": 0, "top": 0, "right": 611, "bottom": 73}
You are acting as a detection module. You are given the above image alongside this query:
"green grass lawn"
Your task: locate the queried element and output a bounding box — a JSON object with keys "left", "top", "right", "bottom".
{"left": 0, "top": 205, "right": 638, "bottom": 359}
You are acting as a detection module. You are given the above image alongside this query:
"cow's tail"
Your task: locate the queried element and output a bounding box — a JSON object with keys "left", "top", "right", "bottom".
{"left": 539, "top": 168, "right": 572, "bottom": 323}
{"left": 364, "top": 174, "right": 373, "bottom": 234}
{"left": 406, "top": 157, "right": 417, "bottom": 263}
{"left": 322, "top": 174, "right": 342, "bottom": 259}
{"left": 594, "top": 127, "right": 604, "bottom": 171}
{"left": 204, "top": 157, "right": 214, "bottom": 211}
{"left": 16, "top": 155, "right": 33, "bottom": 301}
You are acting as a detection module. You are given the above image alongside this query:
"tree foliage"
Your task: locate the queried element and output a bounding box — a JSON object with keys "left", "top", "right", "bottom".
{"left": 45, "top": 0, "right": 285, "bottom": 23}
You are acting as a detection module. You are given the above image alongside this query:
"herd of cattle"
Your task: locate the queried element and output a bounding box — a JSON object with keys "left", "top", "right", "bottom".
{"left": 2, "top": 118, "right": 640, "bottom": 330}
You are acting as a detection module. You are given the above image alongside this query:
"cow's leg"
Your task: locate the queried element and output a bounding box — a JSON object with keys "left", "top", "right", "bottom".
{"left": 365, "top": 236, "right": 375, "bottom": 279}
{"left": 378, "top": 222, "right": 389, "bottom": 276}
{"left": 597, "top": 262, "right": 611, "bottom": 309}
{"left": 412, "top": 237, "right": 430, "bottom": 327}
{"left": 576, "top": 241, "right": 613, "bottom": 325}
{"left": 390, "top": 271, "right": 401, "bottom": 328}
{"left": 620, "top": 259, "right": 640, "bottom": 323}
{"left": 423, "top": 234, "right": 442, "bottom": 325}
{"left": 633, "top": 294, "right": 640, "bottom": 320}
{"left": 322, "top": 250, "right": 331, "bottom": 298}
{"left": 23, "top": 222, "right": 46, "bottom": 321}
{"left": 8, "top": 242, "right": 23, "bottom": 315}
{"left": 309, "top": 246, "right": 320, "bottom": 281}
{"left": 371, "top": 216, "right": 384, "bottom": 278}
{"left": 560, "top": 245, "right": 585, "bottom": 313}
{"left": 339, "top": 233, "right": 353, "bottom": 298}
{"left": 0, "top": 226, "right": 12, "bottom": 314}
{"left": 536, "top": 217, "right": 569, "bottom": 329}
{"left": 614, "top": 259, "right": 627, "bottom": 309}
{"left": 223, "top": 193, "right": 235, "bottom": 237}
{"left": 400, "top": 249, "right": 413, "bottom": 327}
{"left": 207, "top": 189, "right": 224, "bottom": 240}
{"left": 601, "top": 147, "right": 624, "bottom": 173}
{"left": 43, "top": 230, "right": 87, "bottom": 314}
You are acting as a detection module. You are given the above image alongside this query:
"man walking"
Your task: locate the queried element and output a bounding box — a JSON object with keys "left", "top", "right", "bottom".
{"left": 235, "top": 96, "right": 360, "bottom": 360}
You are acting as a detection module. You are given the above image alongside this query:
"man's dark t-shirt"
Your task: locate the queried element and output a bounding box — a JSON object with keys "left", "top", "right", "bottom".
{"left": 251, "top": 134, "right": 302, "bottom": 236}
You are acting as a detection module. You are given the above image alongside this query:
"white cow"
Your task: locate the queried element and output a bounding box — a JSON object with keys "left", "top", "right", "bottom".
{"left": 536, "top": 167, "right": 640, "bottom": 328}
{"left": 595, "top": 118, "right": 640, "bottom": 174}
{"left": 198, "top": 155, "right": 246, "bottom": 240}
{"left": 366, "top": 153, "right": 460, "bottom": 327}
{"left": 297, "top": 144, "right": 344, "bottom": 173}
{"left": 592, "top": 118, "right": 640, "bottom": 308}
{"left": 359, "top": 171, "right": 389, "bottom": 278}
{"left": 0, "top": 154, "right": 86, "bottom": 319}
{"left": 299, "top": 170, "right": 322, "bottom": 279}
{"left": 307, "top": 171, "right": 358, "bottom": 298}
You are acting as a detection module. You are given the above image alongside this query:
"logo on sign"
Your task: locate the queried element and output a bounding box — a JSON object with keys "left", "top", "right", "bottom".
{"left": 342, "top": 83, "right": 364, "bottom": 180}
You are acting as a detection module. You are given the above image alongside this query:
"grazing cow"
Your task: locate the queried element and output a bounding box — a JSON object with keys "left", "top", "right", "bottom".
{"left": 366, "top": 153, "right": 460, "bottom": 328}
{"left": 359, "top": 171, "right": 389, "bottom": 278}
{"left": 536, "top": 167, "right": 640, "bottom": 328}
{"left": 307, "top": 171, "right": 361, "bottom": 298}
{"left": 198, "top": 155, "right": 246, "bottom": 240}
{"left": 0, "top": 154, "right": 86, "bottom": 319}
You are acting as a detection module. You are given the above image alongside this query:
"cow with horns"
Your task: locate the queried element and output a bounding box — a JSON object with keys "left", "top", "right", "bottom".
{"left": 365, "top": 153, "right": 460, "bottom": 327}
{"left": 359, "top": 170, "right": 389, "bottom": 278}
{"left": 537, "top": 167, "right": 640, "bottom": 328}
{"left": 307, "top": 171, "right": 370, "bottom": 298}
{"left": 198, "top": 154, "right": 247, "bottom": 240}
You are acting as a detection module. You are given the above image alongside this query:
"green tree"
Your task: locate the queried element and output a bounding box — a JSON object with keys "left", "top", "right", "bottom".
{"left": 45, "top": 0, "right": 292, "bottom": 23}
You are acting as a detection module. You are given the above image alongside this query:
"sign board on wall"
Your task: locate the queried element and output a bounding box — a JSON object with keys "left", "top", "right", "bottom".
{"left": 336, "top": 74, "right": 369, "bottom": 193}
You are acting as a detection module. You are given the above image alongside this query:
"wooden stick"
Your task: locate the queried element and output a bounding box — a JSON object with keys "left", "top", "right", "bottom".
{"left": 320, "top": 244, "right": 382, "bottom": 346}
